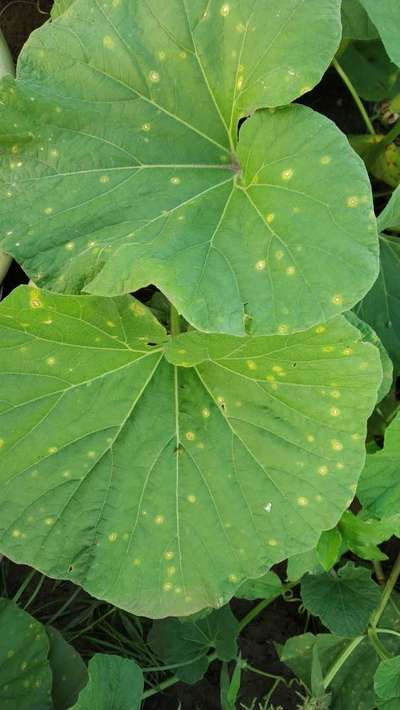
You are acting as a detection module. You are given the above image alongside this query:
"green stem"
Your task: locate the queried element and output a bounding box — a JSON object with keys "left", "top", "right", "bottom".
{"left": 371, "top": 552, "right": 400, "bottom": 629}
{"left": 368, "top": 627, "right": 391, "bottom": 661}
{"left": 332, "top": 58, "right": 375, "bottom": 136}
{"left": 170, "top": 304, "right": 180, "bottom": 337}
{"left": 0, "top": 30, "right": 14, "bottom": 287}
{"left": 46, "top": 586, "right": 81, "bottom": 625}
{"left": 376, "top": 628, "right": 400, "bottom": 639}
{"left": 373, "top": 561, "right": 386, "bottom": 586}
{"left": 13, "top": 569, "right": 36, "bottom": 604}
{"left": 323, "top": 636, "right": 364, "bottom": 690}
{"left": 238, "top": 581, "right": 298, "bottom": 633}
{"left": 141, "top": 650, "right": 217, "bottom": 699}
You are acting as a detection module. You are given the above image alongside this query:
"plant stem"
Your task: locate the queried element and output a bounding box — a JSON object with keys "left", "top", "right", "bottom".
{"left": 141, "top": 650, "right": 218, "bottom": 699}
{"left": 368, "top": 627, "right": 391, "bottom": 660}
{"left": 170, "top": 304, "right": 180, "bottom": 337}
{"left": 332, "top": 58, "right": 375, "bottom": 136}
{"left": 371, "top": 552, "right": 400, "bottom": 629}
{"left": 376, "top": 628, "right": 400, "bottom": 639}
{"left": 13, "top": 569, "right": 36, "bottom": 604}
{"left": 373, "top": 561, "right": 386, "bottom": 586}
{"left": 0, "top": 30, "right": 14, "bottom": 288}
{"left": 322, "top": 636, "right": 364, "bottom": 690}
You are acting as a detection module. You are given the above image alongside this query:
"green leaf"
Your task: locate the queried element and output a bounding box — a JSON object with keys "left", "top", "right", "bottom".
{"left": 358, "top": 0, "right": 400, "bottom": 67}
{"left": 0, "top": 0, "right": 379, "bottom": 336}
{"left": 378, "top": 185, "right": 400, "bottom": 232}
{"left": 235, "top": 570, "right": 282, "bottom": 602}
{"left": 51, "top": 0, "right": 76, "bottom": 17}
{"left": 345, "top": 311, "right": 393, "bottom": 403}
{"left": 338, "top": 510, "right": 399, "bottom": 561}
{"left": 0, "top": 598, "right": 52, "bottom": 710}
{"left": 354, "top": 234, "right": 400, "bottom": 382}
{"left": 375, "top": 656, "right": 400, "bottom": 701}
{"left": 300, "top": 562, "right": 381, "bottom": 636}
{"left": 350, "top": 134, "right": 400, "bottom": 188}
{"left": 0, "top": 287, "right": 382, "bottom": 618}
{"left": 46, "top": 626, "right": 87, "bottom": 710}
{"left": 341, "top": 0, "right": 378, "bottom": 40}
{"left": 149, "top": 607, "right": 238, "bottom": 683}
{"left": 287, "top": 548, "right": 324, "bottom": 582}
{"left": 70, "top": 654, "right": 143, "bottom": 710}
{"left": 358, "top": 413, "right": 400, "bottom": 520}
{"left": 316, "top": 528, "right": 342, "bottom": 571}
{"left": 341, "top": 41, "right": 400, "bottom": 100}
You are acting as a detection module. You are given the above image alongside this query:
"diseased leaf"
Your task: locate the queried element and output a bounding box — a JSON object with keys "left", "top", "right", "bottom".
{"left": 301, "top": 562, "right": 381, "bottom": 636}
{"left": 235, "top": 570, "right": 282, "bottom": 602}
{"left": 341, "top": 42, "right": 400, "bottom": 101}
{"left": 70, "top": 654, "right": 143, "bottom": 710}
{"left": 358, "top": 413, "right": 400, "bottom": 520}
{"left": 341, "top": 0, "right": 378, "bottom": 40}
{"left": 46, "top": 626, "right": 88, "bottom": 710}
{"left": 375, "top": 656, "right": 400, "bottom": 701}
{"left": 0, "top": 287, "right": 382, "bottom": 618}
{"left": 346, "top": 311, "right": 393, "bottom": 402}
{"left": 51, "top": 0, "right": 76, "bottom": 18}
{"left": 0, "top": 598, "right": 52, "bottom": 710}
{"left": 286, "top": 548, "right": 323, "bottom": 582}
{"left": 149, "top": 607, "right": 238, "bottom": 684}
{"left": 0, "top": 0, "right": 379, "bottom": 336}
{"left": 358, "top": 0, "right": 400, "bottom": 67}
{"left": 350, "top": 134, "right": 400, "bottom": 188}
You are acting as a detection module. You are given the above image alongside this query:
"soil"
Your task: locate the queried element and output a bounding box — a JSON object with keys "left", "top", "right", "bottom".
{"left": 1, "top": 4, "right": 398, "bottom": 709}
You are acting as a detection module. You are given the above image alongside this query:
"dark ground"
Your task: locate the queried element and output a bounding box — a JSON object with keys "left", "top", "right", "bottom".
{"left": 0, "top": 3, "right": 397, "bottom": 709}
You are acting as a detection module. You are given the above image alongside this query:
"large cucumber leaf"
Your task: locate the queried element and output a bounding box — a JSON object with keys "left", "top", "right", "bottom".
{"left": 0, "top": 0, "right": 379, "bottom": 336}
{"left": 0, "top": 598, "right": 52, "bottom": 709}
{"left": 0, "top": 287, "right": 382, "bottom": 617}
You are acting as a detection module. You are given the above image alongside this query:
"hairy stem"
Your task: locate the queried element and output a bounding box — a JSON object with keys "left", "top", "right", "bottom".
{"left": 323, "top": 636, "right": 364, "bottom": 690}
{"left": 371, "top": 552, "right": 400, "bottom": 629}
{"left": 332, "top": 58, "right": 375, "bottom": 136}
{"left": 170, "top": 304, "right": 181, "bottom": 337}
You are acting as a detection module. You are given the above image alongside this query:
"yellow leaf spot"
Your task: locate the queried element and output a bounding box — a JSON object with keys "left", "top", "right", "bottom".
{"left": 236, "top": 22, "right": 246, "bottom": 32}
{"left": 347, "top": 196, "right": 359, "bottom": 208}
{"left": 11, "top": 529, "right": 21, "bottom": 538}
{"left": 103, "top": 35, "right": 115, "bottom": 49}
{"left": 44, "top": 517, "right": 55, "bottom": 526}
{"left": 43, "top": 207, "right": 53, "bottom": 215}
{"left": 331, "top": 294, "right": 343, "bottom": 306}
{"left": 142, "top": 123, "right": 151, "bottom": 132}
{"left": 164, "top": 550, "right": 174, "bottom": 560}
{"left": 297, "top": 496, "right": 308, "bottom": 506}
{"left": 202, "top": 408, "right": 210, "bottom": 418}
{"left": 130, "top": 302, "right": 145, "bottom": 316}
{"left": 315, "top": 325, "right": 326, "bottom": 334}
{"left": 163, "top": 582, "right": 173, "bottom": 592}
{"left": 268, "top": 538, "right": 278, "bottom": 546}
{"left": 255, "top": 259, "right": 266, "bottom": 271}
{"left": 330, "top": 390, "right": 341, "bottom": 399}
{"left": 320, "top": 155, "right": 331, "bottom": 165}
{"left": 149, "top": 70, "right": 160, "bottom": 83}
{"left": 266, "top": 212, "right": 275, "bottom": 224}
{"left": 64, "top": 242, "right": 75, "bottom": 251}
{"left": 272, "top": 365, "right": 283, "bottom": 373}
{"left": 286, "top": 266, "right": 296, "bottom": 276}
{"left": 185, "top": 431, "right": 195, "bottom": 441}
{"left": 99, "top": 175, "right": 110, "bottom": 184}
{"left": 158, "top": 50, "right": 166, "bottom": 61}
{"left": 330, "top": 407, "right": 341, "bottom": 417}
{"left": 220, "top": 3, "right": 230, "bottom": 16}
{"left": 187, "top": 494, "right": 196, "bottom": 504}
{"left": 352, "top": 433, "right": 361, "bottom": 441}
{"left": 342, "top": 347, "right": 352, "bottom": 356}
{"left": 179, "top": 51, "right": 187, "bottom": 60}
{"left": 246, "top": 360, "right": 257, "bottom": 370}
{"left": 108, "top": 532, "right": 118, "bottom": 542}
{"left": 228, "top": 574, "right": 238, "bottom": 583}
{"left": 87, "top": 451, "right": 97, "bottom": 459}
{"left": 46, "top": 357, "right": 56, "bottom": 366}
{"left": 318, "top": 465, "right": 328, "bottom": 476}
{"left": 167, "top": 566, "right": 176, "bottom": 577}
{"left": 154, "top": 515, "right": 165, "bottom": 525}
{"left": 275, "top": 250, "right": 284, "bottom": 260}
{"left": 306, "top": 434, "right": 315, "bottom": 443}
{"left": 132, "top": 558, "right": 141, "bottom": 566}
{"left": 281, "top": 168, "right": 294, "bottom": 181}
{"left": 50, "top": 149, "right": 59, "bottom": 158}
{"left": 277, "top": 324, "right": 289, "bottom": 335}
{"left": 322, "top": 345, "right": 335, "bottom": 353}
{"left": 170, "top": 176, "right": 181, "bottom": 185}
{"left": 331, "top": 439, "right": 343, "bottom": 451}
{"left": 0, "top": 438, "right": 4, "bottom": 449}
{"left": 336, "top": 462, "right": 344, "bottom": 470}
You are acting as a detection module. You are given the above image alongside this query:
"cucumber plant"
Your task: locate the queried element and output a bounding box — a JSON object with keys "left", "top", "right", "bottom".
{"left": 0, "top": 1, "right": 400, "bottom": 708}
